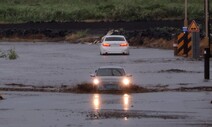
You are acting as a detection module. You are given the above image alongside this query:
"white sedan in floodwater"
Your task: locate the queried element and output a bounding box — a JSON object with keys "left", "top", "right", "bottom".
{"left": 90, "top": 66, "right": 132, "bottom": 90}
{"left": 99, "top": 35, "right": 129, "bottom": 55}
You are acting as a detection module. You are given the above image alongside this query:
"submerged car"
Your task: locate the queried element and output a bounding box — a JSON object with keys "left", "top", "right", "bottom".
{"left": 90, "top": 66, "right": 132, "bottom": 90}
{"left": 99, "top": 35, "right": 129, "bottom": 55}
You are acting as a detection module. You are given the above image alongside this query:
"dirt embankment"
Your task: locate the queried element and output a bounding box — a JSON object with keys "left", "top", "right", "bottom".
{"left": 1, "top": 20, "right": 210, "bottom": 49}
{"left": 0, "top": 21, "right": 185, "bottom": 49}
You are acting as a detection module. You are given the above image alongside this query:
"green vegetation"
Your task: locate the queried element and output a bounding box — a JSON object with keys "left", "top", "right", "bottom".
{"left": 0, "top": 48, "right": 18, "bottom": 60}
{"left": 65, "top": 29, "right": 89, "bottom": 42}
{"left": 0, "top": 0, "right": 210, "bottom": 23}
{"left": 76, "top": 29, "right": 89, "bottom": 38}
{"left": 7, "top": 48, "right": 18, "bottom": 60}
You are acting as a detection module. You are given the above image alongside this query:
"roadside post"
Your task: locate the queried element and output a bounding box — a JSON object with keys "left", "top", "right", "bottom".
{"left": 204, "top": 48, "right": 210, "bottom": 79}
{"left": 182, "top": 27, "right": 189, "bottom": 56}
{"left": 204, "top": 0, "right": 210, "bottom": 80}
{"left": 188, "top": 20, "right": 200, "bottom": 59}
{"left": 173, "top": 42, "right": 178, "bottom": 56}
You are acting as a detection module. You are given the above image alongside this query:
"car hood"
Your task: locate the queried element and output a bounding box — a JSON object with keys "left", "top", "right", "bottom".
{"left": 96, "top": 76, "right": 124, "bottom": 83}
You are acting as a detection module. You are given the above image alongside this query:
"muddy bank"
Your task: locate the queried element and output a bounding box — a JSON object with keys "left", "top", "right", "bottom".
{"left": 0, "top": 20, "right": 184, "bottom": 32}
{"left": 0, "top": 21, "right": 210, "bottom": 49}
{"left": 0, "top": 21, "right": 183, "bottom": 39}
{"left": 0, "top": 21, "right": 184, "bottom": 49}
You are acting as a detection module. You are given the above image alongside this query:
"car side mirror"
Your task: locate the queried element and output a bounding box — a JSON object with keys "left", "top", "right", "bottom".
{"left": 90, "top": 74, "right": 95, "bottom": 77}
{"left": 126, "top": 74, "right": 132, "bottom": 77}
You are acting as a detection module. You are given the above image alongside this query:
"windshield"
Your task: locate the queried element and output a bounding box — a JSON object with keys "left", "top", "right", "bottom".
{"left": 96, "top": 68, "right": 125, "bottom": 76}
{"left": 105, "top": 37, "right": 125, "bottom": 41}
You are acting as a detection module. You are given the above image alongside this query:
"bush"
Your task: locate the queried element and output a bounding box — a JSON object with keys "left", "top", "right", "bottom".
{"left": 7, "top": 48, "right": 18, "bottom": 60}
{"left": 0, "top": 49, "right": 7, "bottom": 58}
{"left": 0, "top": 48, "right": 18, "bottom": 60}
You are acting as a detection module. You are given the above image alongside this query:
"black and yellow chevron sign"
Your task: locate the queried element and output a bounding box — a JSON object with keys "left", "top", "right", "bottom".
{"left": 177, "top": 32, "right": 191, "bottom": 56}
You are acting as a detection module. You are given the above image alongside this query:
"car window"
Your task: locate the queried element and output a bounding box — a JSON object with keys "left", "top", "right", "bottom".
{"left": 96, "top": 68, "right": 125, "bottom": 76}
{"left": 105, "top": 37, "right": 125, "bottom": 41}
{"left": 112, "top": 69, "right": 125, "bottom": 76}
{"left": 97, "top": 69, "right": 111, "bottom": 76}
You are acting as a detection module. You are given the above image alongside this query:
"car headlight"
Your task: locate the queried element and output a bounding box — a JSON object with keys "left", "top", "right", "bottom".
{"left": 122, "top": 78, "right": 130, "bottom": 86}
{"left": 93, "top": 78, "right": 99, "bottom": 85}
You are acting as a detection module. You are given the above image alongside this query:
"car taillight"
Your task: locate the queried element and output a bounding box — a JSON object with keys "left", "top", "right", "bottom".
{"left": 120, "top": 43, "right": 128, "bottom": 47}
{"left": 102, "top": 43, "right": 110, "bottom": 47}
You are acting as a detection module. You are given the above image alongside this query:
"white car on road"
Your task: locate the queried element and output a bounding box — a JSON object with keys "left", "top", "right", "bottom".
{"left": 90, "top": 66, "right": 132, "bottom": 90}
{"left": 99, "top": 35, "right": 129, "bottom": 55}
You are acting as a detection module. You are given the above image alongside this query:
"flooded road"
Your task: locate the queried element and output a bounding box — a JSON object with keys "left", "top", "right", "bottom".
{"left": 0, "top": 91, "right": 212, "bottom": 127}
{"left": 0, "top": 42, "right": 211, "bottom": 89}
{"left": 0, "top": 42, "right": 212, "bottom": 126}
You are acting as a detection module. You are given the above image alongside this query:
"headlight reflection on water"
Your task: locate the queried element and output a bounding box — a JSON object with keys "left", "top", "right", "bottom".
{"left": 92, "top": 94, "right": 131, "bottom": 111}
{"left": 122, "top": 94, "right": 130, "bottom": 111}
{"left": 92, "top": 94, "right": 100, "bottom": 110}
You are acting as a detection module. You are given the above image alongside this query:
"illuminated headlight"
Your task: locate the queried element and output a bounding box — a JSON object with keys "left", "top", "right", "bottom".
{"left": 93, "top": 78, "right": 99, "bottom": 85}
{"left": 122, "top": 78, "right": 130, "bottom": 86}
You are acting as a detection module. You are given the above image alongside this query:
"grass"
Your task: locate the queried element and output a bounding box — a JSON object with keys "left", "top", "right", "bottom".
{"left": 65, "top": 29, "right": 89, "bottom": 42}
{"left": 0, "top": 0, "right": 210, "bottom": 23}
{"left": 76, "top": 29, "right": 89, "bottom": 38}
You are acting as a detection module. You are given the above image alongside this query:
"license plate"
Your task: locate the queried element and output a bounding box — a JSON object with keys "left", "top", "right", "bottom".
{"left": 104, "top": 84, "right": 118, "bottom": 90}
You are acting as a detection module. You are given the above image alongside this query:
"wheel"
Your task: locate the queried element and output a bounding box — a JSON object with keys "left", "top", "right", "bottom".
{"left": 100, "top": 52, "right": 105, "bottom": 55}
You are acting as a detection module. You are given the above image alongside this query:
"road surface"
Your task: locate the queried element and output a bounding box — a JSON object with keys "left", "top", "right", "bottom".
{"left": 0, "top": 91, "right": 212, "bottom": 127}
{"left": 0, "top": 42, "right": 212, "bottom": 127}
{"left": 0, "top": 42, "right": 211, "bottom": 89}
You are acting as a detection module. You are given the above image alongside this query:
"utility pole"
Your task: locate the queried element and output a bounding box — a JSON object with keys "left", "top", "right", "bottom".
{"left": 205, "top": 0, "right": 209, "bottom": 40}
{"left": 209, "top": 0, "right": 211, "bottom": 54}
{"left": 184, "top": 0, "right": 188, "bottom": 27}
{"left": 204, "top": 0, "right": 210, "bottom": 79}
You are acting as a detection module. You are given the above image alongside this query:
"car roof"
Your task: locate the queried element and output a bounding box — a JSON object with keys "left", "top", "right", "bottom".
{"left": 104, "top": 35, "right": 125, "bottom": 38}
{"left": 98, "top": 66, "right": 124, "bottom": 69}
